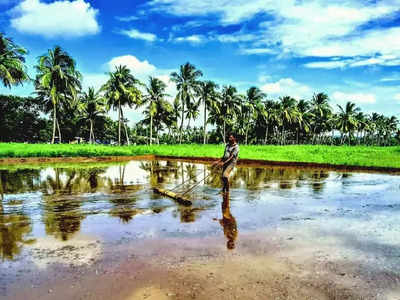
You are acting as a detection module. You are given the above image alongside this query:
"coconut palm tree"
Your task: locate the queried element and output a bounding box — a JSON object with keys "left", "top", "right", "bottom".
{"left": 220, "top": 85, "right": 241, "bottom": 143}
{"left": 197, "top": 81, "right": 219, "bottom": 144}
{"left": 336, "top": 101, "right": 360, "bottom": 144}
{"left": 310, "top": 92, "right": 332, "bottom": 144}
{"left": 142, "top": 77, "right": 168, "bottom": 145}
{"left": 102, "top": 65, "right": 142, "bottom": 145}
{"left": 244, "top": 87, "right": 266, "bottom": 144}
{"left": 296, "top": 99, "right": 312, "bottom": 144}
{"left": 278, "top": 96, "right": 299, "bottom": 144}
{"left": 185, "top": 100, "right": 200, "bottom": 130}
{"left": 0, "top": 33, "right": 29, "bottom": 88}
{"left": 35, "top": 46, "right": 81, "bottom": 144}
{"left": 170, "top": 63, "right": 203, "bottom": 144}
{"left": 79, "top": 87, "right": 106, "bottom": 144}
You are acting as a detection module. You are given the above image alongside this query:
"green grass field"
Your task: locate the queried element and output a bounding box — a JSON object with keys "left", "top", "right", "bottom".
{"left": 1, "top": 143, "right": 400, "bottom": 169}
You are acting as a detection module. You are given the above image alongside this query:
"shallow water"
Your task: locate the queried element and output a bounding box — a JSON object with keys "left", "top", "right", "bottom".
{"left": 1, "top": 159, "right": 400, "bottom": 299}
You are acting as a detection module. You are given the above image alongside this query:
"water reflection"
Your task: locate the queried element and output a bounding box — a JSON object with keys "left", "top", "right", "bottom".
{"left": 219, "top": 192, "right": 237, "bottom": 250}
{"left": 0, "top": 214, "right": 35, "bottom": 261}
{"left": 43, "top": 198, "right": 84, "bottom": 241}
{"left": 0, "top": 160, "right": 370, "bottom": 260}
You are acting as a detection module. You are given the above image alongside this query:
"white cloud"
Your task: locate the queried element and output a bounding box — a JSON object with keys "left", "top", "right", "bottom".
{"left": 107, "top": 55, "right": 177, "bottom": 100}
{"left": 120, "top": 29, "right": 157, "bottom": 42}
{"left": 174, "top": 34, "right": 204, "bottom": 43}
{"left": 240, "top": 48, "right": 275, "bottom": 55}
{"left": 10, "top": 0, "right": 100, "bottom": 38}
{"left": 81, "top": 73, "right": 108, "bottom": 91}
{"left": 108, "top": 55, "right": 157, "bottom": 77}
{"left": 150, "top": 0, "right": 400, "bottom": 66}
{"left": 148, "top": 0, "right": 274, "bottom": 25}
{"left": 260, "top": 78, "right": 312, "bottom": 100}
{"left": 394, "top": 94, "right": 400, "bottom": 102}
{"left": 155, "top": 74, "right": 177, "bottom": 98}
{"left": 215, "top": 33, "right": 257, "bottom": 43}
{"left": 380, "top": 74, "right": 400, "bottom": 82}
{"left": 304, "top": 60, "right": 349, "bottom": 69}
{"left": 332, "top": 92, "right": 376, "bottom": 104}
{"left": 116, "top": 15, "right": 139, "bottom": 22}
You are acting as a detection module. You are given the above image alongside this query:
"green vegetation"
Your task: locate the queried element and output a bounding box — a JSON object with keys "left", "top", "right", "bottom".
{"left": 1, "top": 33, "right": 399, "bottom": 148}
{"left": 1, "top": 143, "right": 400, "bottom": 169}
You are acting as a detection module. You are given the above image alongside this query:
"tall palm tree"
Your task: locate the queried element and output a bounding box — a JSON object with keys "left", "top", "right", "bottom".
{"left": 198, "top": 80, "right": 219, "bottom": 144}
{"left": 35, "top": 46, "right": 81, "bottom": 144}
{"left": 79, "top": 87, "right": 106, "bottom": 144}
{"left": 278, "top": 96, "right": 299, "bottom": 144}
{"left": 220, "top": 85, "right": 241, "bottom": 143}
{"left": 296, "top": 99, "right": 312, "bottom": 144}
{"left": 102, "top": 65, "right": 142, "bottom": 145}
{"left": 170, "top": 62, "right": 203, "bottom": 144}
{"left": 336, "top": 101, "right": 360, "bottom": 144}
{"left": 310, "top": 92, "right": 332, "bottom": 144}
{"left": 142, "top": 77, "right": 168, "bottom": 145}
{"left": 185, "top": 100, "right": 200, "bottom": 130}
{"left": 0, "top": 33, "right": 29, "bottom": 88}
{"left": 244, "top": 87, "right": 266, "bottom": 144}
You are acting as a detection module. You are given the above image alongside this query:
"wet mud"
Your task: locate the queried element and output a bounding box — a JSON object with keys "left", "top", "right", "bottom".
{"left": 1, "top": 160, "right": 400, "bottom": 299}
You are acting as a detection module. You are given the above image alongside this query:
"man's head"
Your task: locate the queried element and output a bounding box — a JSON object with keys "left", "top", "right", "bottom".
{"left": 228, "top": 134, "right": 236, "bottom": 144}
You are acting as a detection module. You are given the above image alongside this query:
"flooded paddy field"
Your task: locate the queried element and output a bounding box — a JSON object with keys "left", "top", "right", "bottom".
{"left": 1, "top": 159, "right": 400, "bottom": 300}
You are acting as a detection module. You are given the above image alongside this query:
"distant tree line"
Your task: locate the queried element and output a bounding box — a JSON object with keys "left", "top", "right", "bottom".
{"left": 1, "top": 33, "right": 399, "bottom": 146}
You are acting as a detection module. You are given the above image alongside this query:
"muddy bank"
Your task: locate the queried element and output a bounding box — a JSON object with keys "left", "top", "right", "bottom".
{"left": 5, "top": 232, "right": 399, "bottom": 300}
{"left": 1, "top": 154, "right": 400, "bottom": 174}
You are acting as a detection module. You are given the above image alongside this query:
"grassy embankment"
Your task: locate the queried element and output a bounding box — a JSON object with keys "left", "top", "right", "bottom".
{"left": 1, "top": 143, "right": 400, "bottom": 169}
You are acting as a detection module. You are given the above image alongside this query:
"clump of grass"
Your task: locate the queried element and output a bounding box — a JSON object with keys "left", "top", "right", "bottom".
{"left": 1, "top": 143, "right": 400, "bottom": 169}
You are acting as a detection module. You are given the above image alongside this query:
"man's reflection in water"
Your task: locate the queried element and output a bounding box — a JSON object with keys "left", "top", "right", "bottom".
{"left": 219, "top": 192, "right": 237, "bottom": 250}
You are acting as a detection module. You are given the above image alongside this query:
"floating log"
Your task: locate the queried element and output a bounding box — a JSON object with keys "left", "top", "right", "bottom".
{"left": 153, "top": 187, "right": 192, "bottom": 206}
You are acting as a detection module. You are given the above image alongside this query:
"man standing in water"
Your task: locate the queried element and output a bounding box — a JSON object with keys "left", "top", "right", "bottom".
{"left": 213, "top": 134, "right": 240, "bottom": 193}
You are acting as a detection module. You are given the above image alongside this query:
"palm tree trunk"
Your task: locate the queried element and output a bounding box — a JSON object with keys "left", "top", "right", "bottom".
{"left": 223, "top": 120, "right": 226, "bottom": 144}
{"left": 296, "top": 129, "right": 299, "bottom": 144}
{"left": 122, "top": 113, "right": 130, "bottom": 146}
{"left": 150, "top": 114, "right": 153, "bottom": 146}
{"left": 56, "top": 119, "right": 62, "bottom": 143}
{"left": 203, "top": 103, "right": 207, "bottom": 144}
{"left": 245, "top": 127, "right": 248, "bottom": 145}
{"left": 92, "top": 122, "right": 96, "bottom": 144}
{"left": 89, "top": 119, "right": 94, "bottom": 144}
{"left": 179, "top": 98, "right": 184, "bottom": 144}
{"left": 52, "top": 105, "right": 56, "bottom": 144}
{"left": 264, "top": 125, "right": 268, "bottom": 145}
{"left": 118, "top": 101, "right": 121, "bottom": 146}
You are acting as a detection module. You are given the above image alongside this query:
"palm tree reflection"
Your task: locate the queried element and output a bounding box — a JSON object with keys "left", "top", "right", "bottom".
{"left": 0, "top": 214, "right": 35, "bottom": 261}
{"left": 219, "top": 192, "right": 237, "bottom": 250}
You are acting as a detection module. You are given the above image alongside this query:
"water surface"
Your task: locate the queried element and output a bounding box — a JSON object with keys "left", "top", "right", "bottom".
{"left": 1, "top": 159, "right": 400, "bottom": 299}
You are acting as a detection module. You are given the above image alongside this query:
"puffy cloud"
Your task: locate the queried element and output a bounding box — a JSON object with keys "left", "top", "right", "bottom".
{"left": 10, "top": 0, "right": 100, "bottom": 38}
{"left": 108, "top": 55, "right": 156, "bottom": 76}
{"left": 120, "top": 29, "right": 157, "bottom": 42}
{"left": 260, "top": 78, "right": 312, "bottom": 100}
{"left": 107, "top": 55, "right": 177, "bottom": 100}
{"left": 332, "top": 92, "right": 376, "bottom": 104}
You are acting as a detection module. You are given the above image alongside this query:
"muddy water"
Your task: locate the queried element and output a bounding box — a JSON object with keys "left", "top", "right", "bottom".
{"left": 1, "top": 160, "right": 400, "bottom": 299}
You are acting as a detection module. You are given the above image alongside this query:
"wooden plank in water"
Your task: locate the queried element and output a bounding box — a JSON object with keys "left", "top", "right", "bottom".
{"left": 153, "top": 187, "right": 192, "bottom": 206}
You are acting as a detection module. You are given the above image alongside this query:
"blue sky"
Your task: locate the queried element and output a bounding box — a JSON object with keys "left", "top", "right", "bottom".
{"left": 1, "top": 0, "right": 400, "bottom": 125}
